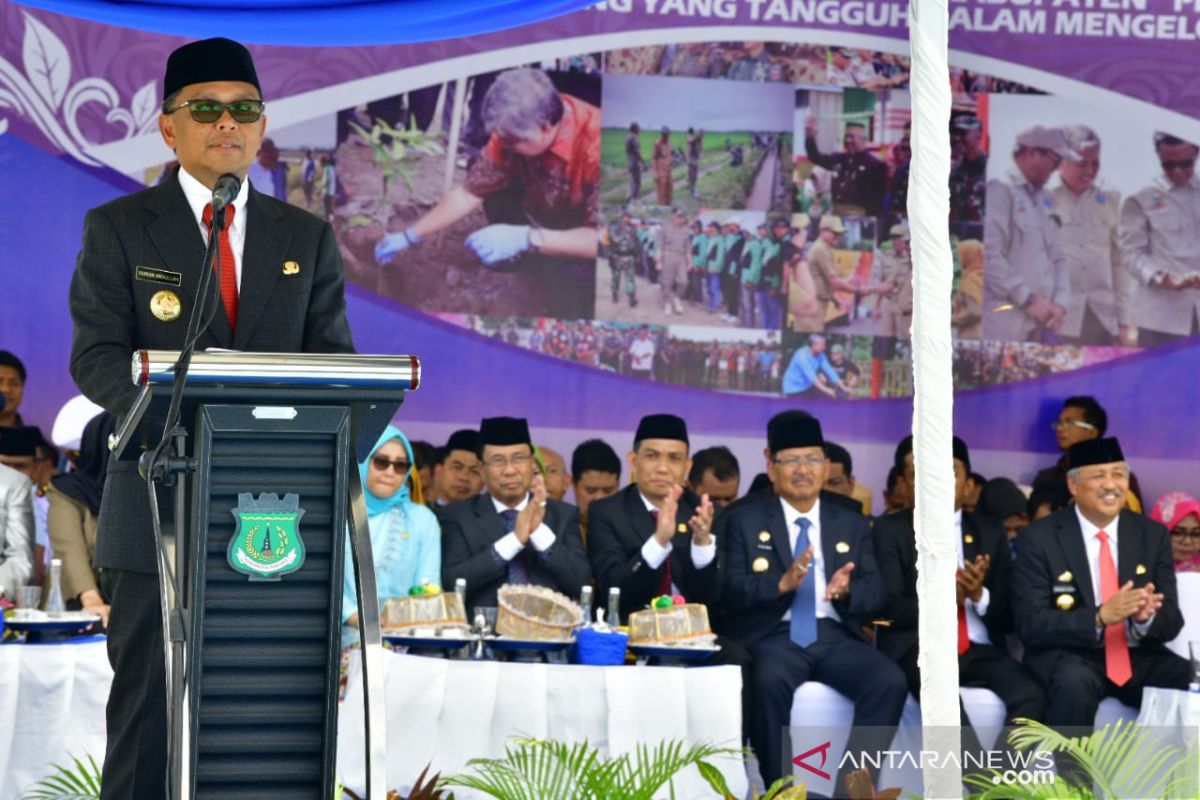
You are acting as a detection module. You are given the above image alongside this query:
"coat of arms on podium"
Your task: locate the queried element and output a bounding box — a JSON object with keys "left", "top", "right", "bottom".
{"left": 228, "top": 493, "right": 307, "bottom": 580}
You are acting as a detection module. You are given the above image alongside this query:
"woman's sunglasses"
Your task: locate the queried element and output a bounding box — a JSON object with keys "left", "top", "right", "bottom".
{"left": 371, "top": 456, "right": 410, "bottom": 474}
{"left": 168, "top": 98, "right": 266, "bottom": 124}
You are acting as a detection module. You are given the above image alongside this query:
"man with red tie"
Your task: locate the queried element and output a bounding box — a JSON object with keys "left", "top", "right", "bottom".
{"left": 874, "top": 436, "right": 1045, "bottom": 773}
{"left": 69, "top": 38, "right": 354, "bottom": 799}
{"left": 1013, "top": 437, "right": 1188, "bottom": 736}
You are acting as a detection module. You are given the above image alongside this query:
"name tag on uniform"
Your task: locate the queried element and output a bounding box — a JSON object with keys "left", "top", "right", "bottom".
{"left": 136, "top": 266, "right": 182, "bottom": 287}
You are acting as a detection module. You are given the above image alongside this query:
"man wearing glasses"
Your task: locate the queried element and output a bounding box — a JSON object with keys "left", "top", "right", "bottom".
{"left": 983, "top": 125, "right": 1073, "bottom": 342}
{"left": 721, "top": 412, "right": 906, "bottom": 793}
{"left": 441, "top": 416, "right": 590, "bottom": 610}
{"left": 68, "top": 38, "right": 354, "bottom": 800}
{"left": 1118, "top": 132, "right": 1200, "bottom": 347}
{"left": 1033, "top": 396, "right": 1144, "bottom": 514}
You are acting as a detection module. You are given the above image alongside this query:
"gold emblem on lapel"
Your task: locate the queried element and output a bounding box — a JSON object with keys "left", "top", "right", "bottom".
{"left": 752, "top": 557, "right": 769, "bottom": 574}
{"left": 1136, "top": 564, "right": 1147, "bottom": 575}
{"left": 1056, "top": 593, "right": 1075, "bottom": 611}
{"left": 835, "top": 541, "right": 850, "bottom": 554}
{"left": 964, "top": 534, "right": 974, "bottom": 544}
{"left": 758, "top": 531, "right": 771, "bottom": 543}
{"left": 282, "top": 260, "right": 300, "bottom": 275}
{"left": 1057, "top": 570, "right": 1073, "bottom": 583}
{"left": 150, "top": 290, "right": 182, "bottom": 322}
{"left": 677, "top": 523, "right": 688, "bottom": 533}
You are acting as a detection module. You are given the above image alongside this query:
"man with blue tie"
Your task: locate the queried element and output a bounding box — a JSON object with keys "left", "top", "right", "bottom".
{"left": 722, "top": 411, "right": 907, "bottom": 794}
{"left": 441, "top": 416, "right": 591, "bottom": 609}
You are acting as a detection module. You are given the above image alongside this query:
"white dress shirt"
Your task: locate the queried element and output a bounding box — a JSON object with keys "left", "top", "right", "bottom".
{"left": 0, "top": 464, "right": 35, "bottom": 590}
{"left": 1074, "top": 506, "right": 1152, "bottom": 643}
{"left": 491, "top": 493, "right": 556, "bottom": 562}
{"left": 638, "top": 493, "right": 717, "bottom": 595}
{"left": 955, "top": 509, "right": 992, "bottom": 646}
{"left": 178, "top": 166, "right": 251, "bottom": 289}
{"left": 781, "top": 497, "right": 841, "bottom": 623}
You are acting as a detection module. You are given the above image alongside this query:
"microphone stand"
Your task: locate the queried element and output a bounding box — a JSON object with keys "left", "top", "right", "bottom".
{"left": 140, "top": 201, "right": 228, "bottom": 800}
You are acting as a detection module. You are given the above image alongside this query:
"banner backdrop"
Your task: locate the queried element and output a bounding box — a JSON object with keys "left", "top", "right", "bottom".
{"left": 2, "top": 0, "right": 1199, "bottom": 503}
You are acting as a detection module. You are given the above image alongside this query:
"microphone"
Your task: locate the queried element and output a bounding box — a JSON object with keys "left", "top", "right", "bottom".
{"left": 211, "top": 173, "right": 241, "bottom": 214}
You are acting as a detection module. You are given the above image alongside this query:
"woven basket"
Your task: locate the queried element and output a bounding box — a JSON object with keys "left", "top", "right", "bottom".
{"left": 496, "top": 585, "right": 583, "bottom": 642}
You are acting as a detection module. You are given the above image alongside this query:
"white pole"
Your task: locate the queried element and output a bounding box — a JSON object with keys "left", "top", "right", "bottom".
{"left": 908, "top": 0, "right": 962, "bottom": 798}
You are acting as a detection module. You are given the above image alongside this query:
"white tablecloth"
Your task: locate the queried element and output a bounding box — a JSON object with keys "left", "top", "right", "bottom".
{"left": 0, "top": 637, "right": 111, "bottom": 800}
{"left": 336, "top": 652, "right": 747, "bottom": 800}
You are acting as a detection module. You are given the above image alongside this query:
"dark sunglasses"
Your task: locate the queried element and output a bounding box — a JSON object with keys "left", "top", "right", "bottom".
{"left": 169, "top": 98, "right": 265, "bottom": 124}
{"left": 1162, "top": 158, "right": 1195, "bottom": 170}
{"left": 371, "top": 455, "right": 410, "bottom": 474}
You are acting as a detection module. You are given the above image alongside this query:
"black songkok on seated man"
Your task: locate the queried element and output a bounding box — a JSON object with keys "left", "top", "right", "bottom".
{"left": 443, "top": 428, "right": 480, "bottom": 455}
{"left": 163, "top": 37, "right": 261, "bottom": 100}
{"left": 767, "top": 413, "right": 823, "bottom": 453}
{"left": 0, "top": 426, "right": 39, "bottom": 456}
{"left": 479, "top": 416, "right": 532, "bottom": 448}
{"left": 634, "top": 413, "right": 689, "bottom": 447}
{"left": 953, "top": 435, "right": 971, "bottom": 471}
{"left": 1067, "top": 437, "right": 1125, "bottom": 470}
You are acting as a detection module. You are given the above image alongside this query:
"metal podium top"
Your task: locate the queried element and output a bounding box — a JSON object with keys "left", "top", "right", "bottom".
{"left": 133, "top": 350, "right": 421, "bottom": 390}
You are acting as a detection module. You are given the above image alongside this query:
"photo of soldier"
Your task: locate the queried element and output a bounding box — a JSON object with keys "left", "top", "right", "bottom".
{"left": 606, "top": 208, "right": 641, "bottom": 308}
{"left": 982, "top": 125, "right": 1073, "bottom": 342}
{"left": 949, "top": 113, "right": 987, "bottom": 232}
{"left": 1118, "top": 132, "right": 1200, "bottom": 346}
{"left": 658, "top": 208, "right": 690, "bottom": 315}
{"left": 356, "top": 66, "right": 600, "bottom": 319}
{"left": 1052, "top": 125, "right": 1137, "bottom": 346}
{"left": 601, "top": 75, "right": 794, "bottom": 213}
{"left": 799, "top": 87, "right": 894, "bottom": 217}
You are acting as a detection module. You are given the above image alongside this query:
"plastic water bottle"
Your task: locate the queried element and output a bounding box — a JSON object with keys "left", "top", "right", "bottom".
{"left": 606, "top": 587, "right": 621, "bottom": 628}
{"left": 45, "top": 559, "right": 66, "bottom": 617}
{"left": 454, "top": 578, "right": 467, "bottom": 607}
{"left": 579, "top": 585, "right": 594, "bottom": 627}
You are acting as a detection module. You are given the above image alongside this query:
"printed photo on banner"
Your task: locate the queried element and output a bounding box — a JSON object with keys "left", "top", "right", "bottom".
{"left": 596, "top": 207, "right": 785, "bottom": 331}
{"left": 660, "top": 325, "right": 783, "bottom": 394}
{"left": 780, "top": 331, "right": 911, "bottom": 399}
{"left": 329, "top": 66, "right": 601, "bottom": 320}
{"left": 600, "top": 74, "right": 794, "bottom": 214}
{"left": 982, "top": 93, "right": 1198, "bottom": 348}
{"left": 605, "top": 41, "right": 830, "bottom": 84}
{"left": 952, "top": 340, "right": 1084, "bottom": 389}
{"left": 785, "top": 212, "right": 877, "bottom": 335}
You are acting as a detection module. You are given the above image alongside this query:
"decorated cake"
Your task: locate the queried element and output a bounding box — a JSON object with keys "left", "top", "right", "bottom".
{"left": 496, "top": 584, "right": 583, "bottom": 642}
{"left": 627, "top": 595, "right": 715, "bottom": 647}
{"left": 381, "top": 583, "right": 468, "bottom": 632}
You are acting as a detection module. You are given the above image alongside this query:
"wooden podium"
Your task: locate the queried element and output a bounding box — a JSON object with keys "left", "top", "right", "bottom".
{"left": 112, "top": 350, "right": 419, "bottom": 800}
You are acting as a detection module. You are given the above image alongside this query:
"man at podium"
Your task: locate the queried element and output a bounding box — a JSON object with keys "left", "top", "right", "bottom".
{"left": 67, "top": 37, "right": 355, "bottom": 800}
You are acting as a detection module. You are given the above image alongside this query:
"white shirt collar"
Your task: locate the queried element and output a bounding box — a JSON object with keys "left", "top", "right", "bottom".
{"left": 492, "top": 493, "right": 529, "bottom": 514}
{"left": 1075, "top": 504, "right": 1119, "bottom": 547}
{"left": 177, "top": 166, "right": 250, "bottom": 231}
{"left": 780, "top": 495, "right": 821, "bottom": 531}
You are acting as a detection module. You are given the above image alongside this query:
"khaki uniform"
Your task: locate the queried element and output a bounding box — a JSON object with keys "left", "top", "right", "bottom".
{"left": 983, "top": 173, "right": 1069, "bottom": 341}
{"left": 807, "top": 237, "right": 840, "bottom": 310}
{"left": 1118, "top": 175, "right": 1200, "bottom": 337}
{"left": 878, "top": 250, "right": 913, "bottom": 338}
{"left": 652, "top": 139, "right": 673, "bottom": 205}
{"left": 1052, "top": 184, "right": 1135, "bottom": 341}
{"left": 659, "top": 221, "right": 690, "bottom": 310}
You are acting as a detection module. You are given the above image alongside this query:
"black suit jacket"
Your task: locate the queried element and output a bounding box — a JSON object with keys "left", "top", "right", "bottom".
{"left": 1012, "top": 508, "right": 1182, "bottom": 654}
{"left": 873, "top": 509, "right": 1014, "bottom": 661}
{"left": 721, "top": 494, "right": 884, "bottom": 648}
{"left": 586, "top": 484, "right": 720, "bottom": 621}
{"left": 69, "top": 170, "right": 355, "bottom": 573}
{"left": 440, "top": 493, "right": 591, "bottom": 609}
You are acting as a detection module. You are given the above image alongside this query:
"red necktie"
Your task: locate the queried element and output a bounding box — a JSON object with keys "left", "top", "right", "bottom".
{"left": 1096, "top": 530, "right": 1132, "bottom": 687}
{"left": 957, "top": 605, "right": 970, "bottom": 655}
{"left": 650, "top": 509, "right": 673, "bottom": 596}
{"left": 202, "top": 203, "right": 238, "bottom": 331}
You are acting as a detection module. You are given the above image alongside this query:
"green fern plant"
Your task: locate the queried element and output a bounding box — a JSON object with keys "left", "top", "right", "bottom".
{"left": 19, "top": 753, "right": 101, "bottom": 799}
{"left": 964, "top": 717, "right": 1199, "bottom": 799}
{"left": 442, "top": 737, "right": 744, "bottom": 800}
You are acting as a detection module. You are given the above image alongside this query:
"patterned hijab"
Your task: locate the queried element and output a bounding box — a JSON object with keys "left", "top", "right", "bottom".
{"left": 359, "top": 425, "right": 415, "bottom": 517}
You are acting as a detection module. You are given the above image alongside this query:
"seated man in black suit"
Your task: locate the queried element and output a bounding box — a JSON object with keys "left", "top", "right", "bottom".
{"left": 1014, "top": 437, "right": 1188, "bottom": 735}
{"left": 874, "top": 435, "right": 1045, "bottom": 767}
{"left": 441, "top": 416, "right": 591, "bottom": 609}
{"left": 723, "top": 413, "right": 907, "bottom": 794}
{"left": 587, "top": 414, "right": 717, "bottom": 621}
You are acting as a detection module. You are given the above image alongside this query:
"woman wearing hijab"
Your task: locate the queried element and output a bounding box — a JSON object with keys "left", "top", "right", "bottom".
{"left": 45, "top": 411, "right": 117, "bottom": 625}
{"left": 341, "top": 425, "right": 441, "bottom": 650}
{"left": 1149, "top": 492, "right": 1200, "bottom": 573}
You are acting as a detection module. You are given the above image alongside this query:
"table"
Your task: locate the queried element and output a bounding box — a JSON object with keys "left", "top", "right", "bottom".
{"left": 335, "top": 651, "right": 747, "bottom": 799}
{"left": 0, "top": 637, "right": 111, "bottom": 800}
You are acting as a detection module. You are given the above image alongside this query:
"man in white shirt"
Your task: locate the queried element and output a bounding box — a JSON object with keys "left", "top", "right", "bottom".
{"left": 0, "top": 462, "right": 34, "bottom": 591}
{"left": 628, "top": 327, "right": 656, "bottom": 379}
{"left": 441, "top": 416, "right": 590, "bottom": 609}
{"left": 1014, "top": 437, "right": 1187, "bottom": 740}
{"left": 721, "top": 411, "right": 906, "bottom": 793}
